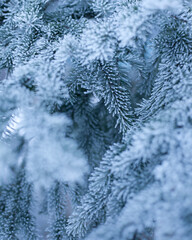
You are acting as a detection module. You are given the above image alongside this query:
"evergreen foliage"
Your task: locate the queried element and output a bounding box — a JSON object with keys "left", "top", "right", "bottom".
{"left": 1, "top": 0, "right": 192, "bottom": 240}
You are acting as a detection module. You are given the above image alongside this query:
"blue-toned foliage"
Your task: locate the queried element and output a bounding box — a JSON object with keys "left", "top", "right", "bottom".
{"left": 0, "top": 0, "right": 192, "bottom": 240}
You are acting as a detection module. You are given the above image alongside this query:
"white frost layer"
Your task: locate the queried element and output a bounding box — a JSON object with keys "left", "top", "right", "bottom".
{"left": 19, "top": 108, "right": 88, "bottom": 188}
{"left": 143, "top": 0, "right": 183, "bottom": 11}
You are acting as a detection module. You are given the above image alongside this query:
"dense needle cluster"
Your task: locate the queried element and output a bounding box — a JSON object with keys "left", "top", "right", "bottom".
{"left": 0, "top": 0, "right": 192, "bottom": 239}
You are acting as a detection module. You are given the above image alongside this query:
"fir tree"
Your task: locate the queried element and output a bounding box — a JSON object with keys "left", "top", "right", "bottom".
{"left": 1, "top": 0, "right": 192, "bottom": 240}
